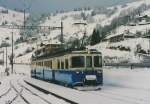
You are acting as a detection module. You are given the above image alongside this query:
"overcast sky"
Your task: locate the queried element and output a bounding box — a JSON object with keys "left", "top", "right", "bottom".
{"left": 0, "top": 0, "right": 137, "bottom": 14}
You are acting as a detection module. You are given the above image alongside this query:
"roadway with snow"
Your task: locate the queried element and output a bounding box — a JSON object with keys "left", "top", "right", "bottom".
{"left": 0, "top": 65, "right": 150, "bottom": 104}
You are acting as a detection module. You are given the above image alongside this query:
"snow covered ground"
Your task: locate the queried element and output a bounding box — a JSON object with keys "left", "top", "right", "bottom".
{"left": 1, "top": 0, "right": 150, "bottom": 103}
{"left": 0, "top": 65, "right": 150, "bottom": 104}
{"left": 104, "top": 66, "right": 150, "bottom": 90}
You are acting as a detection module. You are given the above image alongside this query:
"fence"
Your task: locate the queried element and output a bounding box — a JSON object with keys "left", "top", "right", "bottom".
{"left": 105, "top": 63, "right": 150, "bottom": 69}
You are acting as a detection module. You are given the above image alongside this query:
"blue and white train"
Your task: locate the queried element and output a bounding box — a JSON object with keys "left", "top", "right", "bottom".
{"left": 31, "top": 45, "right": 103, "bottom": 90}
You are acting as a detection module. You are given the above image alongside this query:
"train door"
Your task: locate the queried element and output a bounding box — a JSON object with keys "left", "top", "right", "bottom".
{"left": 65, "top": 58, "right": 69, "bottom": 69}
{"left": 61, "top": 58, "right": 64, "bottom": 70}
{"left": 85, "top": 56, "right": 93, "bottom": 70}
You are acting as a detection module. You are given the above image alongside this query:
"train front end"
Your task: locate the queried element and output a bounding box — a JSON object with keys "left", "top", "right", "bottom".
{"left": 70, "top": 49, "right": 103, "bottom": 90}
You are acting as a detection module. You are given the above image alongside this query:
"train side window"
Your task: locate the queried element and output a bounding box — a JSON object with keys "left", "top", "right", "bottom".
{"left": 49, "top": 61, "right": 50, "bottom": 68}
{"left": 44, "top": 61, "right": 46, "bottom": 67}
{"left": 61, "top": 61, "right": 64, "bottom": 69}
{"left": 50, "top": 61, "right": 52, "bottom": 68}
{"left": 58, "top": 60, "right": 60, "bottom": 69}
{"left": 46, "top": 61, "right": 48, "bottom": 67}
{"left": 94, "top": 56, "right": 102, "bottom": 67}
{"left": 65, "top": 59, "right": 68, "bottom": 69}
{"left": 47, "top": 61, "right": 49, "bottom": 68}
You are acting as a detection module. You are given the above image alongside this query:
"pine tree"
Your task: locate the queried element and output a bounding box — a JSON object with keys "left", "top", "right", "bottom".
{"left": 90, "top": 29, "right": 101, "bottom": 46}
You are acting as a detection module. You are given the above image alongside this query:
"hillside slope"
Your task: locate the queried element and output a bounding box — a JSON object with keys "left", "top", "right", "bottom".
{"left": 2, "top": 0, "right": 150, "bottom": 64}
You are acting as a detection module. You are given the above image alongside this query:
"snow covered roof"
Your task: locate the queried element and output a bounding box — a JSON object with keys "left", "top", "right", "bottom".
{"left": 106, "top": 33, "right": 123, "bottom": 39}
{"left": 42, "top": 39, "right": 61, "bottom": 45}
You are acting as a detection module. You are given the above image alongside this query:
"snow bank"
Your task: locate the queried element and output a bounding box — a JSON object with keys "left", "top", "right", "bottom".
{"left": 104, "top": 67, "right": 150, "bottom": 90}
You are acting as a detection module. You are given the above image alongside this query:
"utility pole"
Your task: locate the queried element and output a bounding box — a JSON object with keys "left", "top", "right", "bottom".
{"left": 60, "top": 21, "right": 64, "bottom": 45}
{"left": 81, "top": 26, "right": 87, "bottom": 47}
{"left": 11, "top": 31, "right": 14, "bottom": 74}
{"left": 3, "top": 49, "right": 4, "bottom": 66}
{"left": 24, "top": 9, "right": 26, "bottom": 28}
{"left": 6, "top": 46, "right": 7, "bottom": 70}
{"left": 73, "top": 22, "right": 87, "bottom": 48}
{"left": 149, "top": 39, "right": 150, "bottom": 54}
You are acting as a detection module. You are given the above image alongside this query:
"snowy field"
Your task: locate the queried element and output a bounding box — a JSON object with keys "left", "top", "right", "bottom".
{"left": 0, "top": 65, "right": 150, "bottom": 104}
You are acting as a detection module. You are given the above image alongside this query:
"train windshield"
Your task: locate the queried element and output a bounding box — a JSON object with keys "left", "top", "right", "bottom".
{"left": 94, "top": 56, "right": 102, "bottom": 67}
{"left": 71, "top": 56, "right": 85, "bottom": 68}
{"left": 86, "top": 56, "right": 92, "bottom": 67}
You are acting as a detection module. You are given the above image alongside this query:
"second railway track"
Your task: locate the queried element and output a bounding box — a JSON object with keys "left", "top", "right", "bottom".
{"left": 10, "top": 80, "right": 30, "bottom": 104}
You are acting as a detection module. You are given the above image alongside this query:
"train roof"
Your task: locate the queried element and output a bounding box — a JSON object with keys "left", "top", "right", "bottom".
{"left": 32, "top": 47, "right": 101, "bottom": 61}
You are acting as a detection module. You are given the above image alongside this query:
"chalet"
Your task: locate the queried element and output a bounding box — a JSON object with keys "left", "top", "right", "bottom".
{"left": 136, "top": 15, "right": 148, "bottom": 22}
{"left": 128, "top": 15, "right": 150, "bottom": 26}
{"left": 27, "top": 37, "right": 38, "bottom": 44}
{"left": 106, "top": 34, "right": 124, "bottom": 43}
{"left": 0, "top": 9, "right": 8, "bottom": 14}
{"left": 124, "top": 31, "right": 136, "bottom": 38}
{"left": 105, "top": 30, "right": 136, "bottom": 43}
{"left": 142, "top": 34, "right": 150, "bottom": 38}
{"left": 34, "top": 42, "right": 62, "bottom": 57}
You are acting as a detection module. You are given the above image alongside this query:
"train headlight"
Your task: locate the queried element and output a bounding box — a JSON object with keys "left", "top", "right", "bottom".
{"left": 76, "top": 71, "right": 80, "bottom": 74}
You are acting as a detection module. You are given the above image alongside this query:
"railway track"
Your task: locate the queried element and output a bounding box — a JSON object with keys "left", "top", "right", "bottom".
{"left": 0, "top": 74, "right": 77, "bottom": 104}
{"left": 13, "top": 77, "right": 76, "bottom": 104}
{"left": 17, "top": 80, "right": 52, "bottom": 104}
{"left": 9, "top": 79, "right": 54, "bottom": 104}
{"left": 24, "top": 80, "right": 78, "bottom": 104}
{"left": 0, "top": 87, "right": 11, "bottom": 98}
{"left": 9, "top": 81, "right": 30, "bottom": 104}
{"left": 0, "top": 78, "right": 19, "bottom": 104}
{"left": 0, "top": 78, "right": 12, "bottom": 99}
